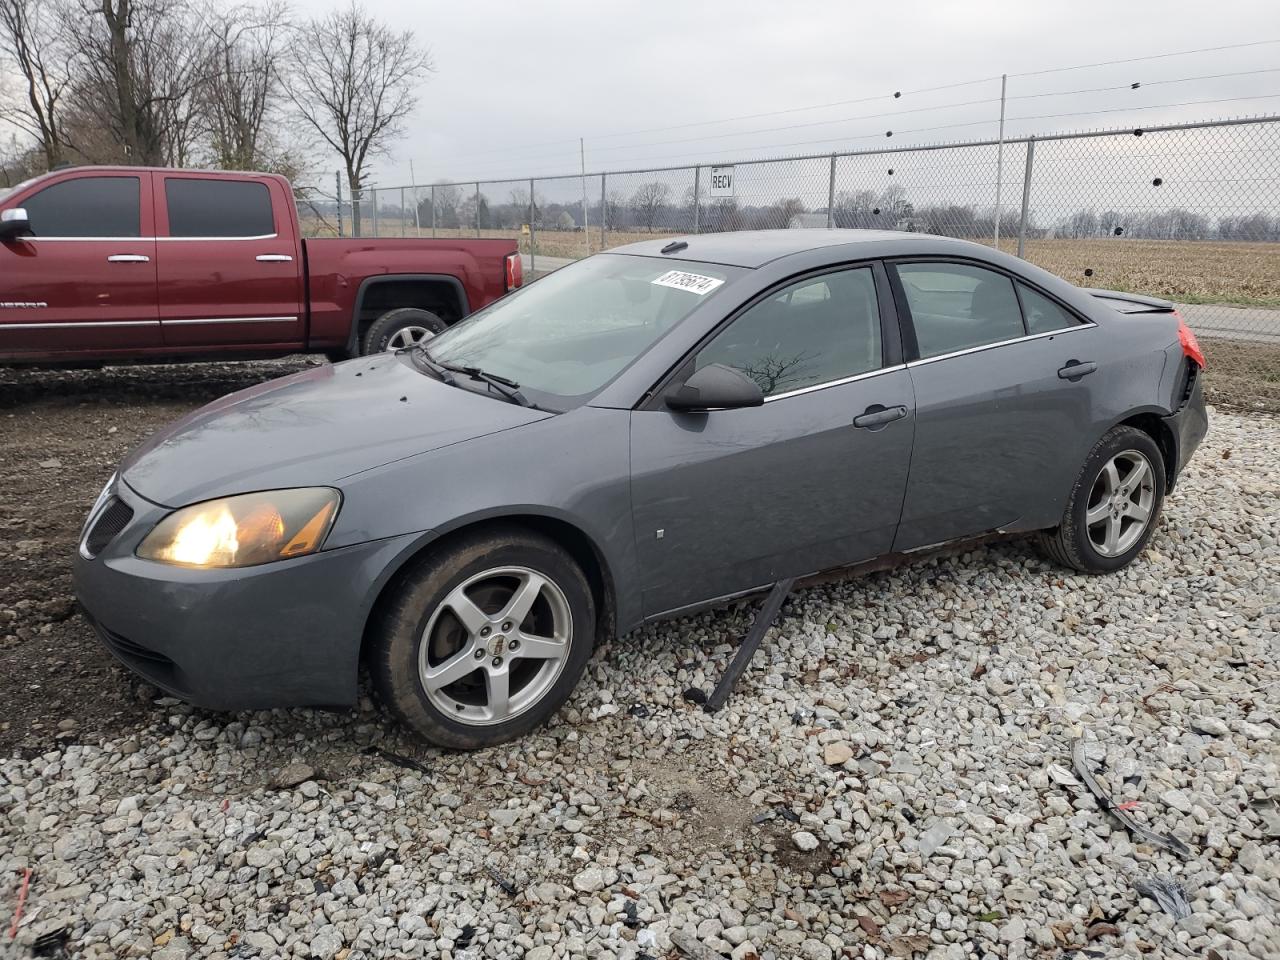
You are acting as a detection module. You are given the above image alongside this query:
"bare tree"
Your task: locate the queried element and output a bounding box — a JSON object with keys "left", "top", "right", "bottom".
{"left": 206, "top": 0, "right": 291, "bottom": 171}
{"left": 65, "top": 0, "right": 212, "bottom": 165}
{"left": 630, "top": 181, "right": 670, "bottom": 232}
{"left": 0, "top": 0, "right": 72, "bottom": 169}
{"left": 286, "top": 1, "right": 433, "bottom": 236}
{"left": 605, "top": 189, "right": 627, "bottom": 230}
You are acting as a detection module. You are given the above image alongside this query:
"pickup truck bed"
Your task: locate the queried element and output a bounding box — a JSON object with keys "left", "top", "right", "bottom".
{"left": 0, "top": 166, "right": 521, "bottom": 365}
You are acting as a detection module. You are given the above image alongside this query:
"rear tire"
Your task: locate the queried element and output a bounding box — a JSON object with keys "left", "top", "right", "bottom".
{"left": 369, "top": 529, "right": 595, "bottom": 749}
{"left": 1038, "top": 425, "right": 1166, "bottom": 573}
{"left": 361, "top": 307, "right": 448, "bottom": 355}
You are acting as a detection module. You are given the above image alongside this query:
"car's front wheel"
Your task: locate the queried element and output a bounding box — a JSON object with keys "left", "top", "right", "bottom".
{"left": 1039, "top": 425, "right": 1166, "bottom": 572}
{"left": 369, "top": 529, "right": 595, "bottom": 748}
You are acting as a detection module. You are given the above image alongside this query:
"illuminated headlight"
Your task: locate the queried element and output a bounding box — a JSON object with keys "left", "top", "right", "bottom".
{"left": 137, "top": 488, "right": 341, "bottom": 568}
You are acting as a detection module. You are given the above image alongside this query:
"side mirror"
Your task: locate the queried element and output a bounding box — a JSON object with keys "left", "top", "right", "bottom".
{"left": 0, "top": 208, "right": 31, "bottom": 239}
{"left": 666, "top": 363, "right": 764, "bottom": 412}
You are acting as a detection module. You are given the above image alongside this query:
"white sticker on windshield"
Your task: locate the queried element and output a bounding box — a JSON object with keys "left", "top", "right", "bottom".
{"left": 651, "top": 270, "right": 725, "bottom": 295}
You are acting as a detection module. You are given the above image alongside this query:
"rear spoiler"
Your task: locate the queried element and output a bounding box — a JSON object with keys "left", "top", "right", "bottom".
{"left": 1087, "top": 288, "right": 1203, "bottom": 368}
{"left": 1084, "top": 287, "right": 1175, "bottom": 314}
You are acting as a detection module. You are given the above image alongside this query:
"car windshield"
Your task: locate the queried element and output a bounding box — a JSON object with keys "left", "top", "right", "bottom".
{"left": 424, "top": 254, "right": 737, "bottom": 407}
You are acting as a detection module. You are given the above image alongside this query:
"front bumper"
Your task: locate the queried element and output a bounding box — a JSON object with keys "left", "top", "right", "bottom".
{"left": 73, "top": 479, "right": 422, "bottom": 711}
{"left": 1162, "top": 364, "right": 1209, "bottom": 486}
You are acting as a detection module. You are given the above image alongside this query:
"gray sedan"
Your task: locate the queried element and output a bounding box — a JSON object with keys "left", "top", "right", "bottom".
{"left": 74, "top": 230, "right": 1208, "bottom": 748}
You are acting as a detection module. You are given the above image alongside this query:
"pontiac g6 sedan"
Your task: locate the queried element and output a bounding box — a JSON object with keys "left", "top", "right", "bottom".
{"left": 74, "top": 230, "right": 1208, "bottom": 748}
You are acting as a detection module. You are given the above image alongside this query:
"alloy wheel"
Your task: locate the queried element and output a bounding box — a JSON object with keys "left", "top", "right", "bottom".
{"left": 418, "top": 566, "right": 572, "bottom": 726}
{"left": 386, "top": 326, "right": 435, "bottom": 350}
{"left": 1086, "top": 449, "right": 1156, "bottom": 557}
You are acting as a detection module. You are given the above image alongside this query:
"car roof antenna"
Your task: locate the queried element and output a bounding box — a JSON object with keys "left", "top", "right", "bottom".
{"left": 660, "top": 240, "right": 689, "bottom": 254}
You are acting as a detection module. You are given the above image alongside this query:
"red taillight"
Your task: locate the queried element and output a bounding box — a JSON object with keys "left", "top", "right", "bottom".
{"left": 505, "top": 252, "right": 523, "bottom": 291}
{"left": 1173, "top": 310, "right": 1205, "bottom": 369}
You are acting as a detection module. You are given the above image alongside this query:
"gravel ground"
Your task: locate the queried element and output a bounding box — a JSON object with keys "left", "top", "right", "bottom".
{"left": 1, "top": 364, "right": 1278, "bottom": 960}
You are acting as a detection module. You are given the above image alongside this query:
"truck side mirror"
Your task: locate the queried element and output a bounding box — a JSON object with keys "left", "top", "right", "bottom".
{"left": 666, "top": 363, "right": 764, "bottom": 412}
{"left": 0, "top": 208, "right": 32, "bottom": 239}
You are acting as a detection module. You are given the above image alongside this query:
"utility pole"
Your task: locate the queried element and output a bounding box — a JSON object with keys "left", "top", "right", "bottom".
{"left": 993, "top": 73, "right": 1008, "bottom": 247}
{"left": 410, "top": 160, "right": 421, "bottom": 236}
{"left": 580, "top": 137, "right": 590, "bottom": 257}
{"left": 335, "top": 170, "right": 343, "bottom": 237}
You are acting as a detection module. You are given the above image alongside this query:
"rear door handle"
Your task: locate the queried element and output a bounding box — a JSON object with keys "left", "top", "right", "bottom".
{"left": 256, "top": 254, "right": 293, "bottom": 262}
{"left": 107, "top": 254, "right": 149, "bottom": 263}
{"left": 1058, "top": 360, "right": 1097, "bottom": 381}
{"left": 853, "top": 404, "right": 908, "bottom": 429}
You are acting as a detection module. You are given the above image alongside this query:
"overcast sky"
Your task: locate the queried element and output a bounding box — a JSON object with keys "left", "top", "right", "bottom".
{"left": 293, "top": 0, "right": 1280, "bottom": 190}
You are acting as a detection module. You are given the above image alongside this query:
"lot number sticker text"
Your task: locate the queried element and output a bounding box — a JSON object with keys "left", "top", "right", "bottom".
{"left": 652, "top": 270, "right": 725, "bottom": 295}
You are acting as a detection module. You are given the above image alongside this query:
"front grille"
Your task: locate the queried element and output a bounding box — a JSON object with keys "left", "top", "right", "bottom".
{"left": 84, "top": 497, "right": 134, "bottom": 557}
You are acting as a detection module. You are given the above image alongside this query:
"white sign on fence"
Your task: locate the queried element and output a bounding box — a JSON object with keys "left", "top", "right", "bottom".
{"left": 709, "top": 166, "right": 735, "bottom": 198}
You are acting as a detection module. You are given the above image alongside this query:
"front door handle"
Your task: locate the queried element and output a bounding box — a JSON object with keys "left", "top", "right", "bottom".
{"left": 1058, "top": 359, "right": 1097, "bottom": 381}
{"left": 255, "top": 254, "right": 293, "bottom": 262}
{"left": 853, "top": 404, "right": 908, "bottom": 430}
{"left": 107, "top": 254, "right": 150, "bottom": 263}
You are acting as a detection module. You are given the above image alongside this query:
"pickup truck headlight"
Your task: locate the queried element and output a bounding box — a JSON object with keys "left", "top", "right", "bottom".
{"left": 137, "top": 488, "right": 340, "bottom": 568}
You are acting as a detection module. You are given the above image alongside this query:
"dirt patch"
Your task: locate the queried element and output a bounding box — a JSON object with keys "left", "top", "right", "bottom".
{"left": 0, "top": 358, "right": 315, "bottom": 755}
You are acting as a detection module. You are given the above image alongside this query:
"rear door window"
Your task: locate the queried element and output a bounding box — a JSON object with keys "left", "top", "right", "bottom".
{"left": 1017, "top": 283, "right": 1083, "bottom": 335}
{"left": 895, "top": 262, "right": 1025, "bottom": 359}
{"left": 164, "top": 178, "right": 274, "bottom": 237}
{"left": 23, "top": 176, "right": 140, "bottom": 238}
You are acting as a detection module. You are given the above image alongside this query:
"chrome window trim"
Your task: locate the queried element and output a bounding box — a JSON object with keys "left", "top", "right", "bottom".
{"left": 164, "top": 316, "right": 297, "bottom": 326}
{"left": 23, "top": 233, "right": 279, "bottom": 242}
{"left": 1, "top": 320, "right": 159, "bottom": 329}
{"left": 906, "top": 321, "right": 1096, "bottom": 368}
{"left": 763, "top": 363, "right": 908, "bottom": 403}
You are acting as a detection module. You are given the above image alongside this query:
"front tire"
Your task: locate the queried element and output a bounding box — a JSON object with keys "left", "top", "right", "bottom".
{"left": 370, "top": 529, "right": 595, "bottom": 749}
{"left": 1038, "top": 425, "right": 1166, "bottom": 572}
{"left": 361, "top": 307, "right": 448, "bottom": 355}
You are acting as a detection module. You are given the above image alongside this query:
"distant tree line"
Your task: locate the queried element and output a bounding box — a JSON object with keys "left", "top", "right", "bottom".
{"left": 450, "top": 179, "right": 1276, "bottom": 243}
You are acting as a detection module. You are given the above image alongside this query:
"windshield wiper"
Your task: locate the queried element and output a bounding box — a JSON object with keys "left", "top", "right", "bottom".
{"left": 417, "top": 345, "right": 535, "bottom": 408}
{"left": 412, "top": 345, "right": 458, "bottom": 385}
{"left": 454, "top": 366, "right": 535, "bottom": 407}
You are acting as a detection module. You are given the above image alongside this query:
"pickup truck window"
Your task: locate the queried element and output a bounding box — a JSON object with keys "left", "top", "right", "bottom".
{"left": 165, "top": 178, "right": 274, "bottom": 237}
{"left": 23, "top": 176, "right": 140, "bottom": 238}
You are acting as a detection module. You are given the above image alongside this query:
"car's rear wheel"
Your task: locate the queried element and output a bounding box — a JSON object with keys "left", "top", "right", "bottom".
{"left": 361, "top": 307, "right": 448, "bottom": 355}
{"left": 369, "top": 529, "right": 595, "bottom": 748}
{"left": 1038, "top": 425, "right": 1166, "bottom": 572}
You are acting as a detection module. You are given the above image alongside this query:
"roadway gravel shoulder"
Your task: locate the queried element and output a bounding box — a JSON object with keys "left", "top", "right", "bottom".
{"left": 1, "top": 362, "right": 1277, "bottom": 960}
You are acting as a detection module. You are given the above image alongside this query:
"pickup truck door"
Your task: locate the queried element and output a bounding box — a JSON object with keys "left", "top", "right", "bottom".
{"left": 0, "top": 172, "right": 159, "bottom": 359}
{"left": 153, "top": 173, "right": 303, "bottom": 348}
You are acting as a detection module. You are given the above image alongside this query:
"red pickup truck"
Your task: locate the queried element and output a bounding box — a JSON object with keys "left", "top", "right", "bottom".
{"left": 0, "top": 166, "right": 522, "bottom": 365}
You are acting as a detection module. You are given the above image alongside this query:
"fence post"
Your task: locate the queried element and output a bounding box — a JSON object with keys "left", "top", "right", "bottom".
{"left": 475, "top": 182, "right": 481, "bottom": 237}
{"left": 400, "top": 186, "right": 406, "bottom": 237}
{"left": 335, "top": 171, "right": 343, "bottom": 237}
{"left": 431, "top": 184, "right": 436, "bottom": 239}
{"left": 600, "top": 173, "right": 607, "bottom": 250}
{"left": 1017, "top": 138, "right": 1036, "bottom": 260}
{"left": 692, "top": 166, "right": 700, "bottom": 234}
{"left": 529, "top": 178, "right": 536, "bottom": 274}
{"left": 371, "top": 188, "right": 379, "bottom": 237}
{"left": 827, "top": 154, "right": 837, "bottom": 228}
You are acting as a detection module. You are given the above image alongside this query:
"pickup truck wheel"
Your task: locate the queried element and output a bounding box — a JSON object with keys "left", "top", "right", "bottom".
{"left": 362, "top": 307, "right": 448, "bottom": 355}
{"left": 369, "top": 529, "right": 595, "bottom": 749}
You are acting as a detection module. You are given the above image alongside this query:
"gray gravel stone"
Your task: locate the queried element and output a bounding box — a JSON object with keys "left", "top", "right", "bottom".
{"left": 1, "top": 411, "right": 1276, "bottom": 960}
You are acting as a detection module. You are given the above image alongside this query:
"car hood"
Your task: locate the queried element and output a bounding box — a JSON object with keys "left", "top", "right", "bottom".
{"left": 121, "top": 354, "right": 553, "bottom": 507}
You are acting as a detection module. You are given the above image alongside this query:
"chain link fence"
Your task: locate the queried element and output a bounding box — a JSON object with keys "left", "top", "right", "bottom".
{"left": 300, "top": 116, "right": 1280, "bottom": 411}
